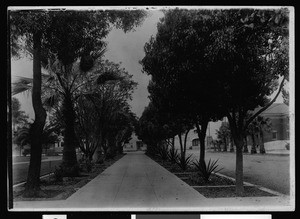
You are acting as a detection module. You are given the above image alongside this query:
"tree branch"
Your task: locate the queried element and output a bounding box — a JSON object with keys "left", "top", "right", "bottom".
{"left": 246, "top": 76, "right": 286, "bottom": 128}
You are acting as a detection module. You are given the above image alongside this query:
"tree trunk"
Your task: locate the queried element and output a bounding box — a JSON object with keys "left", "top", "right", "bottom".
{"left": 61, "top": 94, "right": 79, "bottom": 176}
{"left": 195, "top": 119, "right": 208, "bottom": 165}
{"left": 230, "top": 137, "right": 234, "bottom": 152}
{"left": 243, "top": 136, "right": 249, "bottom": 153}
{"left": 234, "top": 135, "right": 244, "bottom": 196}
{"left": 183, "top": 129, "right": 190, "bottom": 153}
{"left": 23, "top": 32, "right": 47, "bottom": 197}
{"left": 223, "top": 137, "right": 227, "bottom": 152}
{"left": 178, "top": 133, "right": 184, "bottom": 160}
{"left": 251, "top": 134, "right": 257, "bottom": 154}
{"left": 259, "top": 131, "right": 266, "bottom": 154}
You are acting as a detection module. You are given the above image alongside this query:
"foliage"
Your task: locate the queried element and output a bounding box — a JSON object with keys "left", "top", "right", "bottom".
{"left": 282, "top": 88, "right": 289, "bottom": 106}
{"left": 54, "top": 166, "right": 64, "bottom": 182}
{"left": 285, "top": 142, "right": 290, "bottom": 150}
{"left": 22, "top": 148, "right": 31, "bottom": 156}
{"left": 13, "top": 124, "right": 31, "bottom": 148}
{"left": 11, "top": 97, "right": 29, "bottom": 132}
{"left": 141, "top": 9, "right": 226, "bottom": 165}
{"left": 193, "top": 159, "right": 224, "bottom": 182}
{"left": 10, "top": 8, "right": 147, "bottom": 196}
{"left": 135, "top": 102, "right": 170, "bottom": 150}
{"left": 202, "top": 9, "right": 288, "bottom": 195}
{"left": 140, "top": 8, "right": 289, "bottom": 195}
{"left": 157, "top": 142, "right": 169, "bottom": 161}
{"left": 74, "top": 61, "right": 138, "bottom": 160}
{"left": 13, "top": 122, "right": 59, "bottom": 153}
{"left": 168, "top": 147, "right": 179, "bottom": 163}
{"left": 216, "top": 122, "right": 231, "bottom": 150}
{"left": 175, "top": 153, "right": 193, "bottom": 171}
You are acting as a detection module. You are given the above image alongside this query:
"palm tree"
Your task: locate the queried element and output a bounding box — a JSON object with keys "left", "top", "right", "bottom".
{"left": 243, "top": 136, "right": 249, "bottom": 153}
{"left": 247, "top": 122, "right": 258, "bottom": 154}
{"left": 230, "top": 137, "right": 235, "bottom": 152}
{"left": 13, "top": 55, "right": 124, "bottom": 175}
{"left": 13, "top": 122, "right": 59, "bottom": 156}
{"left": 216, "top": 122, "right": 231, "bottom": 152}
{"left": 256, "top": 116, "right": 272, "bottom": 154}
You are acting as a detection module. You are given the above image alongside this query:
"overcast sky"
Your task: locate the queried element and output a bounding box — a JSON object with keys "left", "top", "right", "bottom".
{"left": 10, "top": 9, "right": 286, "bottom": 138}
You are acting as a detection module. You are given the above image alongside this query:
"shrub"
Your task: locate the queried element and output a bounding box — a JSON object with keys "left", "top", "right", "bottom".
{"left": 105, "top": 151, "right": 116, "bottom": 160}
{"left": 54, "top": 166, "right": 64, "bottom": 182}
{"left": 63, "top": 165, "right": 80, "bottom": 177}
{"left": 85, "top": 159, "right": 93, "bottom": 172}
{"left": 193, "top": 159, "right": 223, "bottom": 182}
{"left": 158, "top": 145, "right": 169, "bottom": 161}
{"left": 175, "top": 154, "right": 193, "bottom": 171}
{"left": 167, "top": 148, "right": 179, "bottom": 163}
{"left": 22, "top": 148, "right": 30, "bottom": 156}
{"left": 97, "top": 156, "right": 104, "bottom": 164}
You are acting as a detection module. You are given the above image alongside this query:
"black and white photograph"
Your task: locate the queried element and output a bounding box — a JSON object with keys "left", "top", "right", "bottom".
{"left": 7, "top": 6, "right": 295, "bottom": 211}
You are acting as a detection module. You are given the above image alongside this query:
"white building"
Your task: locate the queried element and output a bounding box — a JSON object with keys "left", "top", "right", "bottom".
{"left": 123, "top": 132, "right": 146, "bottom": 151}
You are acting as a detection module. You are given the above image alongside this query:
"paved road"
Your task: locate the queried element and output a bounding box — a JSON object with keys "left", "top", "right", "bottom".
{"left": 187, "top": 150, "right": 291, "bottom": 194}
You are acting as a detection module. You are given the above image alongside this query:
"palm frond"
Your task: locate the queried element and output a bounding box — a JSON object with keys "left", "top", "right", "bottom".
{"left": 12, "top": 84, "right": 31, "bottom": 96}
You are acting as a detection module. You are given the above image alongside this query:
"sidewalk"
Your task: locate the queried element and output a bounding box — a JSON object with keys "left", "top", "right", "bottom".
{"left": 13, "top": 151, "right": 206, "bottom": 211}
{"left": 12, "top": 151, "right": 293, "bottom": 211}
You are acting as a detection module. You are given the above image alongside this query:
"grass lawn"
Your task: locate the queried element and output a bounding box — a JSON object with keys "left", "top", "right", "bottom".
{"left": 13, "top": 160, "right": 63, "bottom": 185}
{"left": 13, "top": 155, "right": 49, "bottom": 163}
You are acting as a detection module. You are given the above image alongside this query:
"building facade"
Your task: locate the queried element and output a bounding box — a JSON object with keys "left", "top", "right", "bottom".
{"left": 123, "top": 132, "right": 146, "bottom": 151}
{"left": 246, "top": 103, "right": 290, "bottom": 145}
{"left": 259, "top": 103, "right": 290, "bottom": 142}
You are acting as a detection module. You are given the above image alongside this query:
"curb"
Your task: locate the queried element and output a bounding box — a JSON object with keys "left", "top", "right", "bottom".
{"left": 13, "top": 173, "right": 54, "bottom": 188}
{"left": 215, "top": 172, "right": 287, "bottom": 197}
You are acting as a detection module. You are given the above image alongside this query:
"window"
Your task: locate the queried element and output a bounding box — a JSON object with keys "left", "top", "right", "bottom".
{"left": 272, "top": 131, "right": 277, "bottom": 140}
{"left": 192, "top": 139, "right": 200, "bottom": 146}
{"left": 286, "top": 130, "right": 290, "bottom": 139}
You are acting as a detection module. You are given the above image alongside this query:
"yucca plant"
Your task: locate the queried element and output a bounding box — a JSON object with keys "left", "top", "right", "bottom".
{"left": 175, "top": 154, "right": 193, "bottom": 171}
{"left": 158, "top": 143, "right": 169, "bottom": 161}
{"left": 167, "top": 148, "right": 179, "bottom": 163}
{"left": 193, "top": 159, "right": 223, "bottom": 182}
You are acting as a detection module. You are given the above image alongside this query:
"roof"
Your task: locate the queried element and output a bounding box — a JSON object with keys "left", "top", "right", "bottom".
{"left": 259, "top": 103, "right": 289, "bottom": 117}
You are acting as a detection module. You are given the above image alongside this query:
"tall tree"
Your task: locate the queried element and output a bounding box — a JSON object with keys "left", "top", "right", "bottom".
{"left": 10, "top": 10, "right": 49, "bottom": 196}
{"left": 141, "top": 9, "right": 225, "bottom": 165}
{"left": 205, "top": 9, "right": 289, "bottom": 195}
{"left": 74, "top": 61, "right": 138, "bottom": 161}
